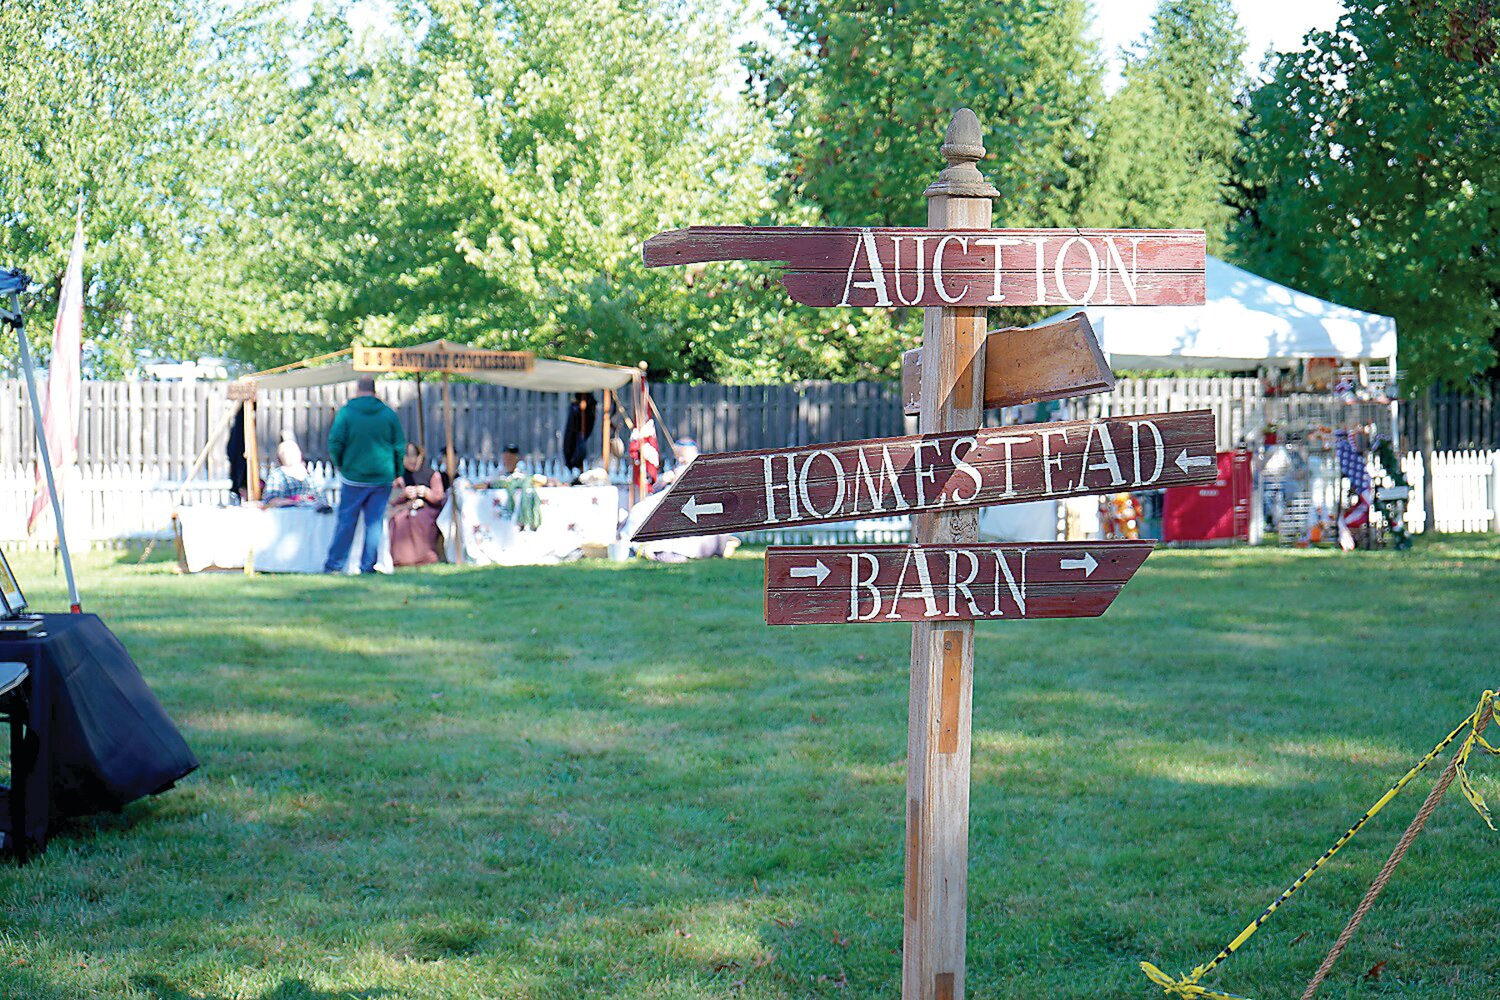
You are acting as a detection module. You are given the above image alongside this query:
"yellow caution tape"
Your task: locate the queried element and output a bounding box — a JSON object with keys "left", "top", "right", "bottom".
{"left": 1140, "top": 690, "right": 1498, "bottom": 1000}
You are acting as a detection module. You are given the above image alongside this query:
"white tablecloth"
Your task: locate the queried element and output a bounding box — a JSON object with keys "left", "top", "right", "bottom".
{"left": 442, "top": 484, "right": 622, "bottom": 566}
{"left": 177, "top": 506, "right": 393, "bottom": 574}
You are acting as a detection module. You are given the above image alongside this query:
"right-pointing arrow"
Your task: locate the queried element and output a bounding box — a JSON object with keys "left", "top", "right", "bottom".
{"left": 681, "top": 495, "right": 724, "bottom": 524}
{"left": 1060, "top": 552, "right": 1098, "bottom": 577}
{"left": 1175, "top": 450, "right": 1215, "bottom": 475}
{"left": 789, "top": 560, "right": 830, "bottom": 586}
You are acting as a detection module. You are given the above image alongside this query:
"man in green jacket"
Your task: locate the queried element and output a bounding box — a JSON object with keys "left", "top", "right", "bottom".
{"left": 324, "top": 375, "right": 406, "bottom": 573}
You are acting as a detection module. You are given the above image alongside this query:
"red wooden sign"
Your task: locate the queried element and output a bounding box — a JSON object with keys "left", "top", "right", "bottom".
{"left": 764, "top": 541, "right": 1154, "bottom": 625}
{"left": 629, "top": 409, "right": 1216, "bottom": 542}
{"left": 643, "top": 226, "right": 1205, "bottom": 308}
{"left": 901, "top": 312, "right": 1114, "bottom": 415}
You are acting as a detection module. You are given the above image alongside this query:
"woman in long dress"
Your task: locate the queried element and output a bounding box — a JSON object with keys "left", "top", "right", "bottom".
{"left": 388, "top": 443, "right": 446, "bottom": 566}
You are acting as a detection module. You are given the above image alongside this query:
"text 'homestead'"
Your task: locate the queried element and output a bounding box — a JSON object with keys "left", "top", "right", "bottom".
{"left": 643, "top": 226, "right": 1205, "bottom": 308}
{"left": 630, "top": 410, "right": 1216, "bottom": 542}
{"left": 764, "top": 542, "right": 1155, "bottom": 625}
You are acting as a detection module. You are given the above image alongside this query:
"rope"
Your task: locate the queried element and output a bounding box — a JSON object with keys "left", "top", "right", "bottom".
{"left": 1141, "top": 690, "right": 1499, "bottom": 1000}
{"left": 1300, "top": 694, "right": 1497, "bottom": 999}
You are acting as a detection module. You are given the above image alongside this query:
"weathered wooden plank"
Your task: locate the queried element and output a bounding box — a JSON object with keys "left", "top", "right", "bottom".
{"left": 643, "top": 225, "right": 1206, "bottom": 307}
{"left": 901, "top": 312, "right": 1114, "bottom": 414}
{"left": 764, "top": 541, "right": 1154, "bottom": 625}
{"left": 629, "top": 409, "right": 1216, "bottom": 541}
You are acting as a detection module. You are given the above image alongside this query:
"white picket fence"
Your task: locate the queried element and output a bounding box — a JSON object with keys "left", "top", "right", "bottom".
{"left": 1401, "top": 450, "right": 1500, "bottom": 534}
{"left": 1, "top": 450, "right": 1497, "bottom": 545}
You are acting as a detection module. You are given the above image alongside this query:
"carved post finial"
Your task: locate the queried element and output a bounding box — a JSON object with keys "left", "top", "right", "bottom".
{"left": 924, "top": 108, "right": 999, "bottom": 200}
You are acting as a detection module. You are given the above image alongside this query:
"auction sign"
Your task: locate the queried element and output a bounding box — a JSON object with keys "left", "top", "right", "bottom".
{"left": 633, "top": 108, "right": 1211, "bottom": 1000}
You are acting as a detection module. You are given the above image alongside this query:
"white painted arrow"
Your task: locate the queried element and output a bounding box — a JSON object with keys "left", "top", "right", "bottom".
{"left": 789, "top": 560, "right": 831, "bottom": 586}
{"left": 1060, "top": 552, "right": 1098, "bottom": 578}
{"left": 1175, "top": 450, "right": 1215, "bottom": 475}
{"left": 680, "top": 495, "right": 724, "bottom": 524}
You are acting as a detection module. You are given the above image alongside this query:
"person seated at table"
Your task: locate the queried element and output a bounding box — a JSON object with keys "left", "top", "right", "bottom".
{"left": 483, "top": 445, "right": 529, "bottom": 487}
{"left": 262, "top": 439, "right": 326, "bottom": 509}
{"left": 389, "top": 443, "right": 446, "bottom": 566}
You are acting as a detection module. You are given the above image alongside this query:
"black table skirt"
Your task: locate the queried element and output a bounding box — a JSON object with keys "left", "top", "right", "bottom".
{"left": 2, "top": 613, "right": 198, "bottom": 852}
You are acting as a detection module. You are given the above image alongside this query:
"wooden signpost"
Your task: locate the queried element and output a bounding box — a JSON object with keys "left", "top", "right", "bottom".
{"left": 900, "top": 312, "right": 1114, "bottom": 415}
{"left": 630, "top": 410, "right": 1216, "bottom": 541}
{"left": 636, "top": 109, "right": 1210, "bottom": 1000}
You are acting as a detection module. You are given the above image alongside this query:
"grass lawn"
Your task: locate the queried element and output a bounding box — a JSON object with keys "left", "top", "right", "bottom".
{"left": 0, "top": 537, "right": 1496, "bottom": 999}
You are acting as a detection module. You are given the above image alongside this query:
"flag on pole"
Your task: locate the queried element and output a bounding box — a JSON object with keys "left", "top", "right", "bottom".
{"left": 1335, "top": 429, "right": 1372, "bottom": 552}
{"left": 629, "top": 383, "right": 660, "bottom": 487}
{"left": 28, "top": 212, "right": 85, "bottom": 535}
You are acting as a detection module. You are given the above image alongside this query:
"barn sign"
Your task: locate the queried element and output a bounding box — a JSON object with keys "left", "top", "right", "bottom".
{"left": 631, "top": 410, "right": 1215, "bottom": 541}
{"left": 643, "top": 226, "right": 1205, "bottom": 308}
{"left": 764, "top": 541, "right": 1154, "bottom": 625}
{"left": 636, "top": 107, "right": 1212, "bottom": 1000}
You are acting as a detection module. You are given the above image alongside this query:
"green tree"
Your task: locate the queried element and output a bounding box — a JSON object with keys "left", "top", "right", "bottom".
{"left": 1078, "top": 0, "right": 1246, "bottom": 249}
{"left": 1230, "top": 0, "right": 1499, "bottom": 391}
{"left": 750, "top": 0, "right": 1101, "bottom": 230}
{"left": 239, "top": 0, "right": 841, "bottom": 381}
{"left": 0, "top": 0, "right": 276, "bottom": 372}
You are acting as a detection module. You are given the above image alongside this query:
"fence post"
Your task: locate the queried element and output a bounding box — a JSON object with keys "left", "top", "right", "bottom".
{"left": 1491, "top": 450, "right": 1500, "bottom": 533}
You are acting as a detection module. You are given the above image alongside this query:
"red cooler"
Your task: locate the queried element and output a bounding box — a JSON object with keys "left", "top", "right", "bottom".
{"left": 1163, "top": 450, "right": 1252, "bottom": 542}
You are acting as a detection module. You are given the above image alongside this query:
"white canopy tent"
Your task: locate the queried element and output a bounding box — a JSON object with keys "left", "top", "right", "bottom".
{"left": 1041, "top": 256, "right": 1398, "bottom": 372}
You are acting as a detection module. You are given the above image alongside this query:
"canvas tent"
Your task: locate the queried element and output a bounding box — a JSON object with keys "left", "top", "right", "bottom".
{"left": 248, "top": 340, "right": 637, "bottom": 394}
{"left": 1042, "top": 256, "right": 1398, "bottom": 372}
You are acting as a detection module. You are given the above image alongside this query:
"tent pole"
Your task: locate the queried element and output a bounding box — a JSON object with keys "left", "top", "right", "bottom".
{"left": 244, "top": 396, "right": 261, "bottom": 501}
{"left": 444, "top": 372, "right": 462, "bottom": 566}
{"left": 601, "top": 389, "right": 612, "bottom": 478}
{"left": 415, "top": 373, "right": 426, "bottom": 450}
{"left": 11, "top": 291, "right": 81, "bottom": 612}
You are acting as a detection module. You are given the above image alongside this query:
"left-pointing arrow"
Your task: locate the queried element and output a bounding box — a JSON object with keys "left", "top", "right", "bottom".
{"left": 681, "top": 495, "right": 724, "bottom": 524}
{"left": 1059, "top": 552, "right": 1098, "bottom": 577}
{"left": 1174, "top": 450, "right": 1215, "bottom": 474}
{"left": 788, "top": 560, "right": 830, "bottom": 586}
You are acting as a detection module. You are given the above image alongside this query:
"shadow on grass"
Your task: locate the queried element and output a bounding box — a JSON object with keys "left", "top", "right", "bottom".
{"left": 133, "top": 976, "right": 391, "bottom": 1000}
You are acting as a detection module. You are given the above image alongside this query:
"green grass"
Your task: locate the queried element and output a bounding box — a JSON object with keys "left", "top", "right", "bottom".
{"left": 0, "top": 537, "right": 1497, "bottom": 999}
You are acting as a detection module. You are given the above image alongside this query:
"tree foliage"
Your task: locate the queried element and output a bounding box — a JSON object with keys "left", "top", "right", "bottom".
{"left": 1078, "top": 0, "right": 1246, "bottom": 250}
{"left": 1230, "top": 0, "right": 1500, "bottom": 390}
{"left": 0, "top": 0, "right": 274, "bottom": 372}
{"left": 749, "top": 0, "right": 1101, "bottom": 230}
{"left": 235, "top": 0, "right": 823, "bottom": 380}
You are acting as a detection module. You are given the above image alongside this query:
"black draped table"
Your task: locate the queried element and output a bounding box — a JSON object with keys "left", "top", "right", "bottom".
{"left": 2, "top": 613, "right": 198, "bottom": 855}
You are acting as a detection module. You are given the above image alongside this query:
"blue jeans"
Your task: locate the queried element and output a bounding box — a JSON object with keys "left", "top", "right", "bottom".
{"left": 324, "top": 481, "right": 389, "bottom": 573}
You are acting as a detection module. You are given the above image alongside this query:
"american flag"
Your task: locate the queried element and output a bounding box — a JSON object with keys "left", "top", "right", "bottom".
{"left": 1335, "top": 430, "right": 1372, "bottom": 550}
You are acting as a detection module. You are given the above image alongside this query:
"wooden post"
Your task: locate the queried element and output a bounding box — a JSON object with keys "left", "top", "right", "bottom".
{"left": 244, "top": 396, "right": 261, "bottom": 502}
{"left": 443, "top": 372, "right": 463, "bottom": 565}
{"left": 903, "top": 109, "right": 997, "bottom": 1000}
{"left": 415, "top": 373, "right": 426, "bottom": 449}
{"left": 601, "top": 389, "right": 613, "bottom": 476}
{"left": 634, "top": 363, "right": 649, "bottom": 505}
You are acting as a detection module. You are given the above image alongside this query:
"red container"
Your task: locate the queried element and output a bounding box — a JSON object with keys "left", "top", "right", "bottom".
{"left": 1163, "top": 450, "right": 1252, "bottom": 542}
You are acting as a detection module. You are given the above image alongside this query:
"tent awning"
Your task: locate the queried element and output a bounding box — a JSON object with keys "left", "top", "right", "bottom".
{"left": 249, "top": 342, "right": 637, "bottom": 393}
{"left": 1039, "top": 257, "right": 1397, "bottom": 371}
